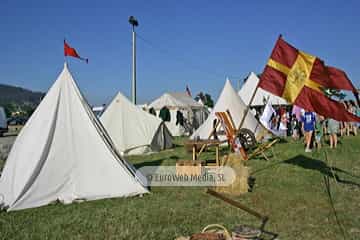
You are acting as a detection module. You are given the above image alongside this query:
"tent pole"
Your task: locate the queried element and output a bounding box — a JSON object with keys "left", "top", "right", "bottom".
{"left": 237, "top": 84, "right": 259, "bottom": 131}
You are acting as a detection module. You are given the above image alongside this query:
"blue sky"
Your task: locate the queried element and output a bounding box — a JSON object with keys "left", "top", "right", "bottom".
{"left": 1, "top": 0, "right": 359, "bottom": 105}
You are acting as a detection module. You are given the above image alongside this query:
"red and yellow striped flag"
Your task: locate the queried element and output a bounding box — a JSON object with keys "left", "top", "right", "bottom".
{"left": 259, "top": 36, "right": 360, "bottom": 122}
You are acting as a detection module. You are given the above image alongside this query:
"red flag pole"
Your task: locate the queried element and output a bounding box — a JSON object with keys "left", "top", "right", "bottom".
{"left": 237, "top": 34, "right": 283, "bottom": 131}
{"left": 64, "top": 39, "right": 68, "bottom": 64}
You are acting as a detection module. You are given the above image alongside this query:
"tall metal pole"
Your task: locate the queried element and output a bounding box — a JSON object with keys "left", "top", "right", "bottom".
{"left": 132, "top": 25, "right": 137, "bottom": 104}
{"left": 129, "top": 16, "right": 138, "bottom": 104}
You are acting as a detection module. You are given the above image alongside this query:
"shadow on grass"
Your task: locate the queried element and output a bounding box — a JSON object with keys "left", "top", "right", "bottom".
{"left": 134, "top": 158, "right": 167, "bottom": 168}
{"left": 252, "top": 153, "right": 360, "bottom": 188}
{"left": 171, "top": 143, "right": 183, "bottom": 148}
{"left": 277, "top": 138, "right": 288, "bottom": 144}
{"left": 251, "top": 159, "right": 285, "bottom": 175}
{"left": 283, "top": 155, "right": 360, "bottom": 188}
{"left": 133, "top": 155, "right": 181, "bottom": 168}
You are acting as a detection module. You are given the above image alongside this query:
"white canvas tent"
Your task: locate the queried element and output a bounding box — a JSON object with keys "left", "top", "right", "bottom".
{"left": 149, "top": 92, "right": 208, "bottom": 136}
{"left": 191, "top": 79, "right": 265, "bottom": 141}
{"left": 100, "top": 92, "right": 173, "bottom": 155}
{"left": 238, "top": 72, "right": 288, "bottom": 106}
{"left": 0, "top": 107, "right": 7, "bottom": 129}
{"left": 0, "top": 63, "right": 148, "bottom": 211}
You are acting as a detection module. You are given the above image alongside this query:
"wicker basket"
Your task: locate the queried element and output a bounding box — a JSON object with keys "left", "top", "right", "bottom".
{"left": 189, "top": 224, "right": 232, "bottom": 240}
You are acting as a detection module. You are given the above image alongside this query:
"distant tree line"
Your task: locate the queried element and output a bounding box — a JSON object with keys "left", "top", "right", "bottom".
{"left": 194, "top": 92, "right": 214, "bottom": 108}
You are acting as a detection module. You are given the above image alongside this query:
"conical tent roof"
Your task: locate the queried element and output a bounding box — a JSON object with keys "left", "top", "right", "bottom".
{"left": 100, "top": 92, "right": 173, "bottom": 155}
{"left": 0, "top": 63, "right": 148, "bottom": 211}
{"left": 191, "top": 79, "right": 264, "bottom": 140}
{"left": 238, "top": 72, "right": 288, "bottom": 106}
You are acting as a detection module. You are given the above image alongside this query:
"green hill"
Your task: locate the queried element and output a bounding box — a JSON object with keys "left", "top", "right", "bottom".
{"left": 0, "top": 84, "right": 44, "bottom": 106}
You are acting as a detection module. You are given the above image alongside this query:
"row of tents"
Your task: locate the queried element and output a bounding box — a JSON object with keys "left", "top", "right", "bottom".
{"left": 100, "top": 72, "right": 285, "bottom": 155}
{"left": 0, "top": 64, "right": 285, "bottom": 211}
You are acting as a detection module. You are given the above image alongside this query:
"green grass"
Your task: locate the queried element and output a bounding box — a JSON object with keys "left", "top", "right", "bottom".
{"left": 0, "top": 136, "right": 360, "bottom": 239}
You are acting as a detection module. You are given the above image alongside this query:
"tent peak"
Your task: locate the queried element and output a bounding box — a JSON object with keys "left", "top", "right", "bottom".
{"left": 249, "top": 72, "right": 257, "bottom": 77}
{"left": 115, "top": 91, "right": 127, "bottom": 98}
{"left": 224, "top": 78, "right": 232, "bottom": 87}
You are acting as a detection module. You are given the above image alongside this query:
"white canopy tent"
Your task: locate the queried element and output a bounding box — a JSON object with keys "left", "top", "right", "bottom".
{"left": 100, "top": 92, "right": 173, "bottom": 155}
{"left": 0, "top": 63, "right": 148, "bottom": 211}
{"left": 238, "top": 72, "right": 288, "bottom": 106}
{"left": 149, "top": 92, "right": 208, "bottom": 136}
{"left": 191, "top": 79, "right": 265, "bottom": 141}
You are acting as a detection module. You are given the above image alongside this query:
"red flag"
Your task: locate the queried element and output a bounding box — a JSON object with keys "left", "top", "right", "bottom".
{"left": 186, "top": 85, "right": 192, "bottom": 97}
{"left": 326, "top": 66, "right": 360, "bottom": 106}
{"left": 259, "top": 36, "right": 360, "bottom": 122}
{"left": 64, "top": 40, "right": 88, "bottom": 63}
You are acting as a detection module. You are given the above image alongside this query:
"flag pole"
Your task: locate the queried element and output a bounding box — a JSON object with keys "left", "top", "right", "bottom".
{"left": 237, "top": 34, "right": 282, "bottom": 132}
{"left": 64, "top": 39, "right": 68, "bottom": 65}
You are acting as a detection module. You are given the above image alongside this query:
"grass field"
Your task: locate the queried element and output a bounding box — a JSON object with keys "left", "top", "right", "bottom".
{"left": 0, "top": 135, "right": 359, "bottom": 239}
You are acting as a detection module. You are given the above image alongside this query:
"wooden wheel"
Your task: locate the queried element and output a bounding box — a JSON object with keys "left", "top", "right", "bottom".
{"left": 237, "top": 128, "right": 256, "bottom": 150}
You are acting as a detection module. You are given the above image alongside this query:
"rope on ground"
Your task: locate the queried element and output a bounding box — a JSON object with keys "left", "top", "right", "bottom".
{"left": 324, "top": 150, "right": 339, "bottom": 187}
{"left": 323, "top": 150, "right": 350, "bottom": 240}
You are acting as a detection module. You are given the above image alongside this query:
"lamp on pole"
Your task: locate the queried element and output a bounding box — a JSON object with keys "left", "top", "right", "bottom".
{"left": 129, "top": 16, "right": 138, "bottom": 104}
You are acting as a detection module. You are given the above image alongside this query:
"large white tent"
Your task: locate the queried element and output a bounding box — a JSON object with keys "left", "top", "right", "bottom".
{"left": 191, "top": 79, "right": 265, "bottom": 141}
{"left": 238, "top": 72, "right": 288, "bottom": 106}
{"left": 100, "top": 92, "right": 173, "bottom": 155}
{"left": 0, "top": 63, "right": 148, "bottom": 211}
{"left": 149, "top": 92, "right": 208, "bottom": 136}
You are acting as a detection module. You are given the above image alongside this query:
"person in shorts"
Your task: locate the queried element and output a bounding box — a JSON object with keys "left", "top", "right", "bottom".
{"left": 279, "top": 112, "right": 288, "bottom": 137}
{"left": 328, "top": 118, "right": 339, "bottom": 149}
{"left": 291, "top": 114, "right": 300, "bottom": 140}
{"left": 349, "top": 100, "right": 358, "bottom": 136}
{"left": 314, "top": 115, "right": 324, "bottom": 149}
{"left": 301, "top": 111, "right": 316, "bottom": 152}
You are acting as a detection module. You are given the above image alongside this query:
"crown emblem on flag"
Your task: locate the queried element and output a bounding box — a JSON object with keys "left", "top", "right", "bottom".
{"left": 259, "top": 36, "right": 360, "bottom": 122}
{"left": 289, "top": 69, "right": 306, "bottom": 85}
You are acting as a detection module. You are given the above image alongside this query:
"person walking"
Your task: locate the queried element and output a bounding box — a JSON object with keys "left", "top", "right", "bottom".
{"left": 301, "top": 111, "right": 316, "bottom": 152}
{"left": 279, "top": 111, "right": 288, "bottom": 137}
{"left": 340, "top": 101, "right": 347, "bottom": 136}
{"left": 349, "top": 100, "right": 358, "bottom": 136}
{"left": 314, "top": 115, "right": 324, "bottom": 150}
{"left": 344, "top": 101, "right": 351, "bottom": 136}
{"left": 328, "top": 118, "right": 339, "bottom": 149}
{"left": 356, "top": 101, "right": 360, "bottom": 134}
{"left": 291, "top": 114, "right": 300, "bottom": 140}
